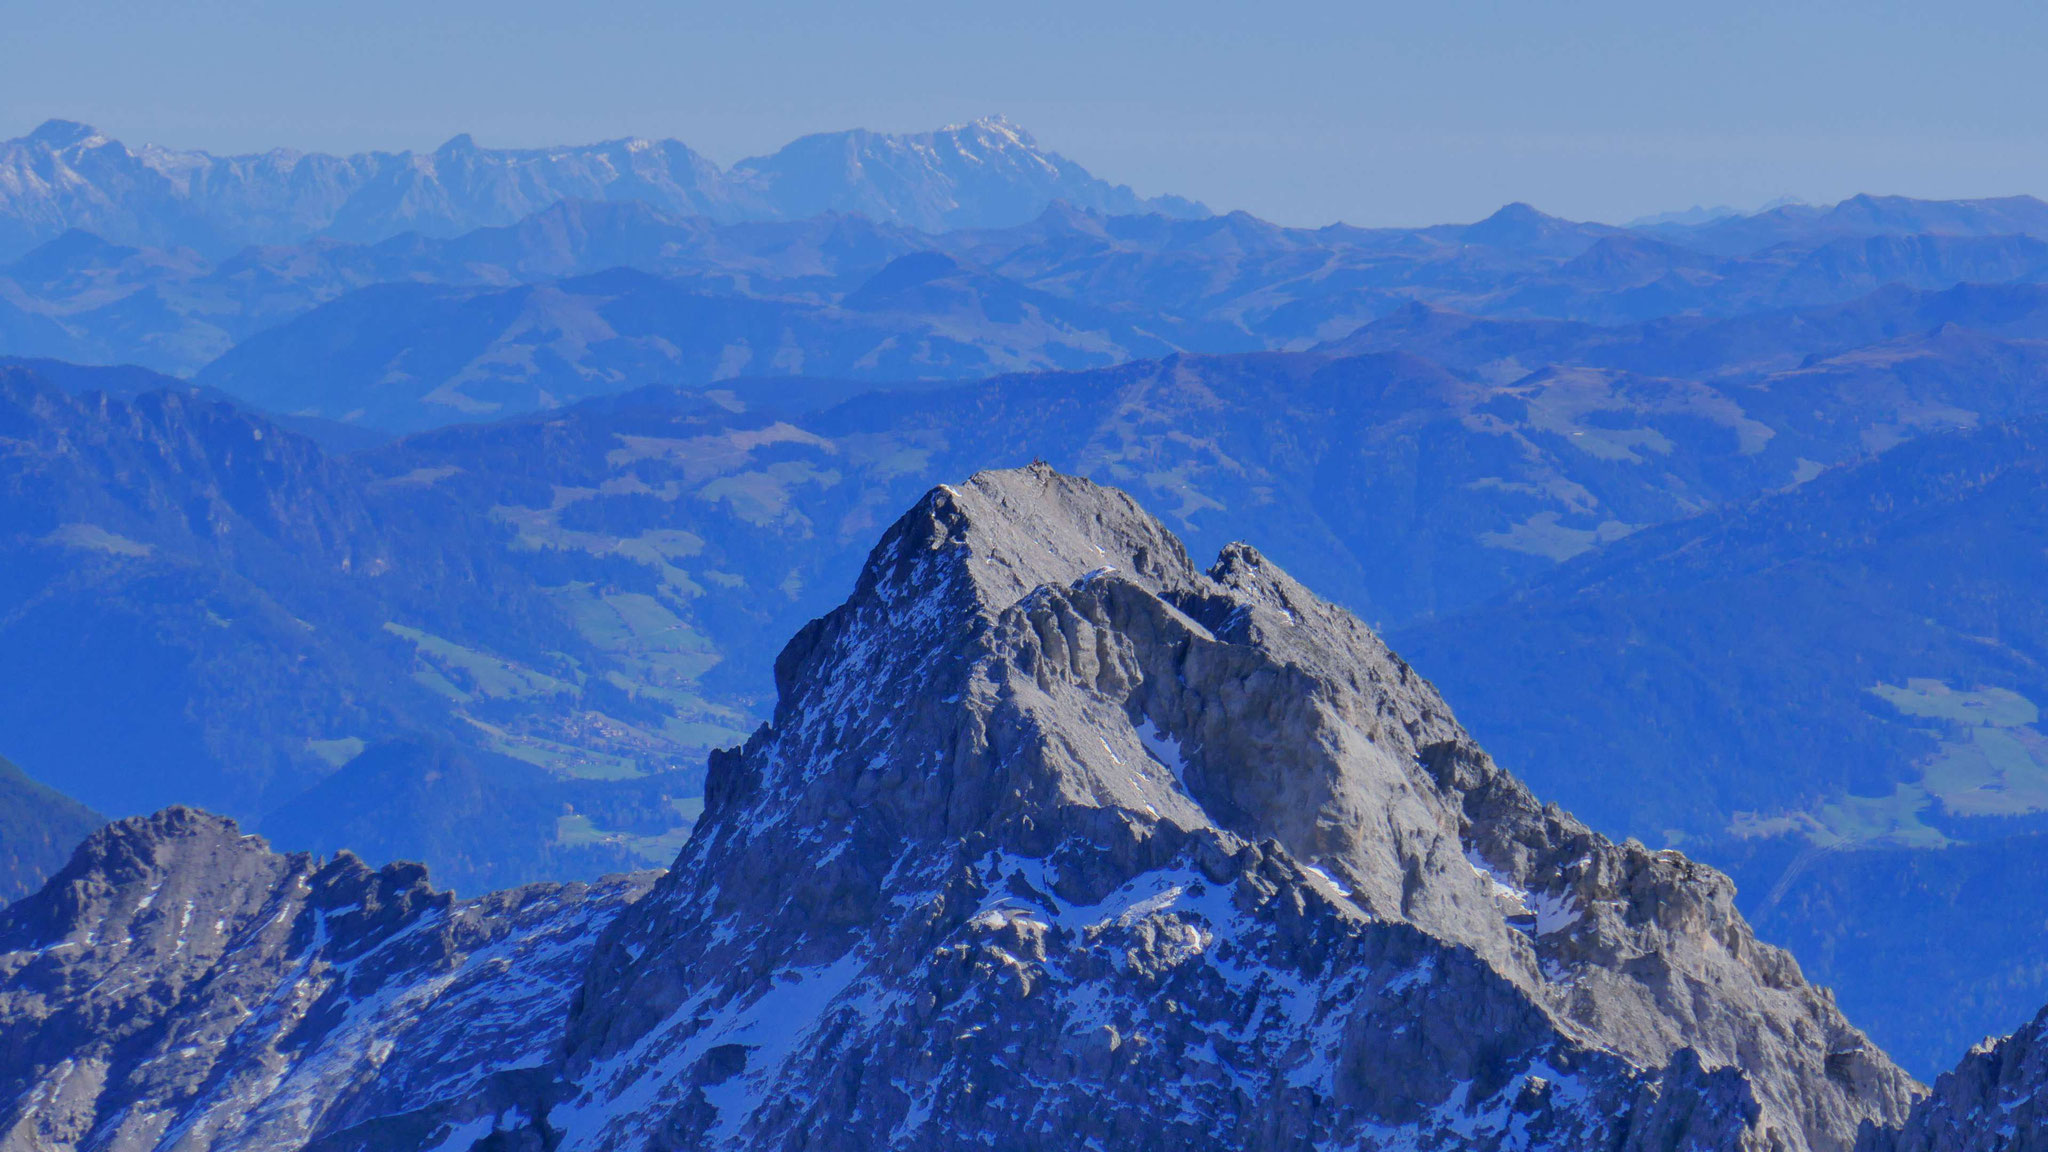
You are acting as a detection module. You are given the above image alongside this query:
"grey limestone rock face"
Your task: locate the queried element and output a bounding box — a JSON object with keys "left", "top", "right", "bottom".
{"left": 553, "top": 464, "right": 1917, "bottom": 1151}
{"left": 1860, "top": 1006, "right": 2048, "bottom": 1152}
{"left": 0, "top": 807, "right": 655, "bottom": 1152}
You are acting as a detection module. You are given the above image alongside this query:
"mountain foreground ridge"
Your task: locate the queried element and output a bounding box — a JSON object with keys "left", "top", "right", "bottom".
{"left": 0, "top": 464, "right": 1997, "bottom": 1151}
{"left": 1862, "top": 1004, "right": 2048, "bottom": 1151}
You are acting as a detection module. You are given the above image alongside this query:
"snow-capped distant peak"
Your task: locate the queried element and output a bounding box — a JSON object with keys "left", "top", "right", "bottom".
{"left": 22, "top": 119, "right": 110, "bottom": 152}
{"left": 945, "top": 115, "right": 1035, "bottom": 148}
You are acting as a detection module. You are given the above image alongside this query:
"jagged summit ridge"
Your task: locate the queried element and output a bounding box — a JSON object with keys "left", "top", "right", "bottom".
{"left": 1861, "top": 1004, "right": 2048, "bottom": 1151}
{"left": 0, "top": 809, "right": 654, "bottom": 1152}
{"left": 556, "top": 464, "right": 1913, "bottom": 1151}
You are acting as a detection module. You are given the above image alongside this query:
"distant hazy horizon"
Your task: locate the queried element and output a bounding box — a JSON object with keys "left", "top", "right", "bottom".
{"left": 7, "top": 0, "right": 2046, "bottom": 228}
{"left": 6, "top": 113, "right": 1835, "bottom": 231}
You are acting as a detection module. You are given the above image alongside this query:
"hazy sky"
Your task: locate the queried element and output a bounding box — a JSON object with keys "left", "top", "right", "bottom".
{"left": 6, "top": 0, "right": 2046, "bottom": 227}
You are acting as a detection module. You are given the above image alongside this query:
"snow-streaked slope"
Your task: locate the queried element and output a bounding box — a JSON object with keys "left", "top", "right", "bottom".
{"left": 732, "top": 116, "right": 1205, "bottom": 231}
{"left": 554, "top": 465, "right": 1914, "bottom": 1151}
{"left": 0, "top": 809, "right": 655, "bottom": 1152}
{"left": 0, "top": 467, "right": 1925, "bottom": 1151}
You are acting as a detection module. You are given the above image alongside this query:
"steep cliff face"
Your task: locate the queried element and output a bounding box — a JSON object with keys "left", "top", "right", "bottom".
{"left": 554, "top": 465, "right": 1916, "bottom": 1151}
{"left": 0, "top": 467, "right": 1929, "bottom": 1151}
{"left": 0, "top": 809, "right": 654, "bottom": 1152}
{"left": 1861, "top": 1007, "right": 2048, "bottom": 1152}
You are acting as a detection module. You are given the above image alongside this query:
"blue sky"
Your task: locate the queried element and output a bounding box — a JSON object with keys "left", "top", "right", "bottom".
{"left": 5, "top": 0, "right": 2045, "bottom": 227}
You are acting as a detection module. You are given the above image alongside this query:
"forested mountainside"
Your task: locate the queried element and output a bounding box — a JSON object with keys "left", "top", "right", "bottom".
{"left": 5, "top": 284, "right": 2034, "bottom": 827}
{"left": 0, "top": 756, "right": 100, "bottom": 905}
{"left": 0, "top": 365, "right": 716, "bottom": 892}
{"left": 0, "top": 470, "right": 1922, "bottom": 1152}
{"left": 190, "top": 263, "right": 1192, "bottom": 432}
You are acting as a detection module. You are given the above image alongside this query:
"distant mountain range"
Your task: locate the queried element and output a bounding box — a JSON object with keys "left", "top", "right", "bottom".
{"left": 0, "top": 117, "right": 1205, "bottom": 259}
{"left": 1640, "top": 192, "right": 2048, "bottom": 256}
{"left": 192, "top": 258, "right": 1195, "bottom": 432}
{"left": 7, "top": 180, "right": 2048, "bottom": 430}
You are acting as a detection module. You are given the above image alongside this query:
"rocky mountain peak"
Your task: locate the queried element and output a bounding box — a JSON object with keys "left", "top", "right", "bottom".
{"left": 727, "top": 464, "right": 1213, "bottom": 850}
{"left": 0, "top": 808, "right": 653, "bottom": 1151}
{"left": 24, "top": 120, "right": 101, "bottom": 149}
{"left": 1861, "top": 1004, "right": 2048, "bottom": 1151}
{"left": 950, "top": 114, "right": 1032, "bottom": 140}
{"left": 0, "top": 806, "right": 452, "bottom": 972}
{"left": 869, "top": 462, "right": 1199, "bottom": 603}
{"left": 0, "top": 807, "right": 282, "bottom": 951}
{"left": 547, "top": 466, "right": 1915, "bottom": 1151}
{"left": 1456, "top": 201, "right": 1619, "bottom": 258}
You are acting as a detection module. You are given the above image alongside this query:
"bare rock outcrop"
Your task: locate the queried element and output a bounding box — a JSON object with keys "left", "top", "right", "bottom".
{"left": 0, "top": 808, "right": 654, "bottom": 1152}
{"left": 1860, "top": 1006, "right": 2048, "bottom": 1152}
{"left": 555, "top": 465, "right": 1917, "bottom": 1151}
